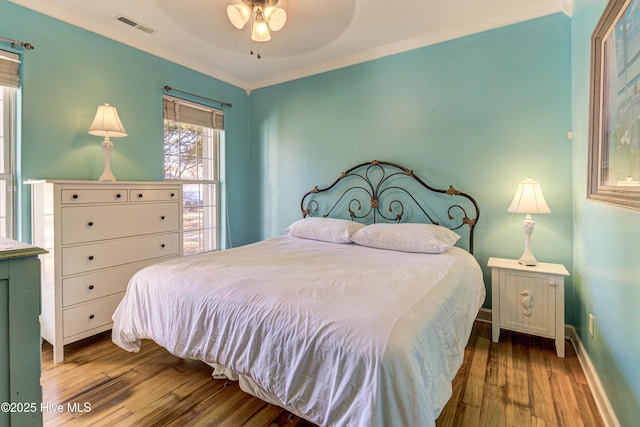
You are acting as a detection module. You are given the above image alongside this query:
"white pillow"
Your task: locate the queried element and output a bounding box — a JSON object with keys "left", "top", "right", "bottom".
{"left": 286, "top": 217, "right": 366, "bottom": 244}
{"left": 351, "top": 223, "right": 460, "bottom": 253}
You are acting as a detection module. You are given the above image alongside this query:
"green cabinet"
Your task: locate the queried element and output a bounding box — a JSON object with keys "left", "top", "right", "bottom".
{"left": 0, "top": 238, "right": 46, "bottom": 427}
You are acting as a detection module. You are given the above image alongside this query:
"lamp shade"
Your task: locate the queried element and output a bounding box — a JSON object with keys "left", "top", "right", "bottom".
{"left": 251, "top": 10, "right": 271, "bottom": 42}
{"left": 265, "top": 6, "right": 287, "bottom": 31}
{"left": 88, "top": 103, "right": 127, "bottom": 138}
{"left": 507, "top": 178, "right": 551, "bottom": 215}
{"left": 227, "top": 4, "right": 251, "bottom": 29}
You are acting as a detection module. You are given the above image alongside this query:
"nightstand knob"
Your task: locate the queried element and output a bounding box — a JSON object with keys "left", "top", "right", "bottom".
{"left": 161, "top": 243, "right": 166, "bottom": 248}
{"left": 72, "top": 194, "right": 79, "bottom": 199}
{"left": 88, "top": 221, "right": 94, "bottom": 227}
{"left": 116, "top": 193, "right": 122, "bottom": 199}
{"left": 161, "top": 215, "right": 166, "bottom": 220}
{"left": 89, "top": 314, "right": 95, "bottom": 320}
{"left": 88, "top": 285, "right": 94, "bottom": 290}
{"left": 138, "top": 193, "right": 143, "bottom": 198}
{"left": 88, "top": 255, "right": 94, "bottom": 261}
{"left": 170, "top": 192, "right": 175, "bottom": 198}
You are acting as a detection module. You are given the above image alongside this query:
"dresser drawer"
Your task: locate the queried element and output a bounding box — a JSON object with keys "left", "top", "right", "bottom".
{"left": 61, "top": 189, "right": 128, "bottom": 204}
{"left": 63, "top": 293, "right": 123, "bottom": 338}
{"left": 62, "top": 233, "right": 180, "bottom": 276}
{"left": 62, "top": 259, "right": 174, "bottom": 307}
{"left": 130, "top": 188, "right": 180, "bottom": 203}
{"left": 61, "top": 203, "right": 179, "bottom": 245}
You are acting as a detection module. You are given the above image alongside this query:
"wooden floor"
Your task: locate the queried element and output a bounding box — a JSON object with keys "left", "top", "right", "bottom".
{"left": 41, "top": 321, "right": 604, "bottom": 427}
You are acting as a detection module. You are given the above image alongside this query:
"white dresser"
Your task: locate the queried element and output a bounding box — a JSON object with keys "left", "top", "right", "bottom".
{"left": 28, "top": 180, "right": 182, "bottom": 363}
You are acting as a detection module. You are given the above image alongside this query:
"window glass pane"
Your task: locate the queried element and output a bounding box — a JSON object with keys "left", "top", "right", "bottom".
{"left": 163, "top": 97, "right": 220, "bottom": 255}
{"left": 0, "top": 85, "right": 15, "bottom": 238}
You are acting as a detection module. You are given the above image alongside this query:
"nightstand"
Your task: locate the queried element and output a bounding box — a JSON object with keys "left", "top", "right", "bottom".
{"left": 488, "top": 257, "right": 569, "bottom": 357}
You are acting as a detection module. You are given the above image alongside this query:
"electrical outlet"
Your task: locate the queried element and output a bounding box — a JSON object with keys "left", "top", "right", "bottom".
{"left": 589, "top": 313, "right": 595, "bottom": 337}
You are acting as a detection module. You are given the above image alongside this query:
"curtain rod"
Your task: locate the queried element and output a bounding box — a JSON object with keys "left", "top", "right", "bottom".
{"left": 163, "top": 85, "right": 232, "bottom": 108}
{"left": 0, "top": 36, "right": 34, "bottom": 50}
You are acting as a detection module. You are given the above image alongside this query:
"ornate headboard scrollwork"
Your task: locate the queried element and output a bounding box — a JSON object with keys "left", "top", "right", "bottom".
{"left": 300, "top": 160, "right": 480, "bottom": 253}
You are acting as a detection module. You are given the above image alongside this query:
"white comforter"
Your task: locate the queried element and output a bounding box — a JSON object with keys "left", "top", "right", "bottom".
{"left": 112, "top": 236, "right": 485, "bottom": 427}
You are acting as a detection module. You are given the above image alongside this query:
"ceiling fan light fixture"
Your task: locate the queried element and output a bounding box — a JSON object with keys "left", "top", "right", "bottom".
{"left": 226, "top": 4, "right": 251, "bottom": 29}
{"left": 227, "top": 0, "right": 286, "bottom": 56}
{"left": 251, "top": 9, "right": 271, "bottom": 42}
{"left": 264, "top": 6, "right": 286, "bottom": 31}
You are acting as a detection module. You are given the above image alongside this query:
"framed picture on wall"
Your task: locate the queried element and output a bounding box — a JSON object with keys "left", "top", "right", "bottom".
{"left": 589, "top": 0, "right": 640, "bottom": 210}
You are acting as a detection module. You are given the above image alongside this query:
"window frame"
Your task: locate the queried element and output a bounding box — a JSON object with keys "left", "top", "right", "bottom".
{"left": 0, "top": 49, "right": 19, "bottom": 239}
{"left": 163, "top": 95, "right": 223, "bottom": 255}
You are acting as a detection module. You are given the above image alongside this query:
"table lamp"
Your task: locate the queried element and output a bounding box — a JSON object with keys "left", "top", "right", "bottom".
{"left": 88, "top": 103, "right": 127, "bottom": 181}
{"left": 507, "top": 178, "right": 551, "bottom": 266}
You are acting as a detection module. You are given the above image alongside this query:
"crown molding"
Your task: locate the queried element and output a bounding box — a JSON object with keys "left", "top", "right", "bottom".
{"left": 8, "top": 0, "right": 250, "bottom": 89}
{"left": 10, "top": 0, "right": 569, "bottom": 92}
{"left": 248, "top": 1, "right": 568, "bottom": 90}
{"left": 562, "top": 0, "right": 574, "bottom": 17}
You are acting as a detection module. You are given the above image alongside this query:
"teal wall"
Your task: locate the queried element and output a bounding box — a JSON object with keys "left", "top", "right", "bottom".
{"left": 0, "top": 0, "right": 257, "bottom": 248}
{"left": 250, "top": 14, "right": 574, "bottom": 317}
{"left": 572, "top": 1, "right": 640, "bottom": 425}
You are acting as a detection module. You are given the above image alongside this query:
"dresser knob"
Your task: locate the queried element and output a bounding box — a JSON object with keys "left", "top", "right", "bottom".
{"left": 89, "top": 314, "right": 95, "bottom": 320}
{"left": 160, "top": 215, "right": 166, "bottom": 220}
{"left": 161, "top": 243, "right": 166, "bottom": 248}
{"left": 88, "top": 255, "right": 94, "bottom": 261}
{"left": 116, "top": 193, "right": 122, "bottom": 199}
{"left": 138, "top": 193, "right": 143, "bottom": 198}
{"left": 72, "top": 194, "right": 79, "bottom": 199}
{"left": 170, "top": 192, "right": 175, "bottom": 197}
{"left": 88, "top": 285, "right": 94, "bottom": 290}
{"left": 88, "top": 221, "right": 94, "bottom": 227}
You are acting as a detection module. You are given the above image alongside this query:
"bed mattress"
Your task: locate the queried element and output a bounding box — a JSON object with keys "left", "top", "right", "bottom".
{"left": 112, "top": 235, "right": 485, "bottom": 426}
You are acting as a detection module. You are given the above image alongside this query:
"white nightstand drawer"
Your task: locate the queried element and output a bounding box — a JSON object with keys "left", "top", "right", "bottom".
{"left": 63, "top": 293, "right": 123, "bottom": 338}
{"left": 62, "top": 259, "right": 173, "bottom": 307}
{"left": 62, "top": 233, "right": 180, "bottom": 276}
{"left": 130, "top": 188, "right": 180, "bottom": 203}
{"left": 61, "top": 203, "right": 179, "bottom": 245}
{"left": 61, "top": 189, "right": 128, "bottom": 204}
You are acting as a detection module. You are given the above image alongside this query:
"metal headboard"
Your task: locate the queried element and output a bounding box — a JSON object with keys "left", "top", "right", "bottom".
{"left": 300, "top": 160, "right": 480, "bottom": 253}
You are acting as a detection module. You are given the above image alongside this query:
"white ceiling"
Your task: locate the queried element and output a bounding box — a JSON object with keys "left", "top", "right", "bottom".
{"left": 9, "top": 0, "right": 572, "bottom": 91}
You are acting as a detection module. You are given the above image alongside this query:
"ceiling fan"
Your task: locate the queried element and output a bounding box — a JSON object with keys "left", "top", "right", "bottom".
{"left": 227, "top": 0, "right": 287, "bottom": 57}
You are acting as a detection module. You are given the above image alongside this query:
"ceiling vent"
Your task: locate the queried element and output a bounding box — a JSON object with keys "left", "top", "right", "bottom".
{"left": 115, "top": 15, "right": 156, "bottom": 34}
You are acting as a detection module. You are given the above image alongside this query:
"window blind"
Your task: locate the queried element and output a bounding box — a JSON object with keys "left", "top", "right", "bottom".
{"left": 0, "top": 50, "right": 19, "bottom": 88}
{"left": 163, "top": 95, "right": 224, "bottom": 130}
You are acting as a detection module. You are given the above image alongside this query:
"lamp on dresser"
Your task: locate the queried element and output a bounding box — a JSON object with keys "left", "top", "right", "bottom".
{"left": 88, "top": 103, "right": 127, "bottom": 181}
{"left": 507, "top": 177, "right": 550, "bottom": 266}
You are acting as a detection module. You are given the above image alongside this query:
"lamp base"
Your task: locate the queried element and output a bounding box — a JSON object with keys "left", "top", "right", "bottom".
{"left": 99, "top": 139, "right": 117, "bottom": 182}
{"left": 518, "top": 254, "right": 538, "bottom": 267}
{"left": 518, "top": 217, "right": 538, "bottom": 266}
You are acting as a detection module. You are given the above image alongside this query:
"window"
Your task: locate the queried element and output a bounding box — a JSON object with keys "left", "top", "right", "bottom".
{"left": 163, "top": 95, "right": 223, "bottom": 255}
{"left": 0, "top": 49, "right": 19, "bottom": 239}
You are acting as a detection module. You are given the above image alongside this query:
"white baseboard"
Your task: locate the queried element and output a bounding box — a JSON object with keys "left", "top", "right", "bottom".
{"left": 477, "top": 310, "right": 619, "bottom": 427}
{"left": 565, "top": 325, "right": 620, "bottom": 427}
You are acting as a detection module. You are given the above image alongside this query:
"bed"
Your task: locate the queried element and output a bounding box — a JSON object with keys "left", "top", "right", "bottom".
{"left": 112, "top": 160, "right": 485, "bottom": 427}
